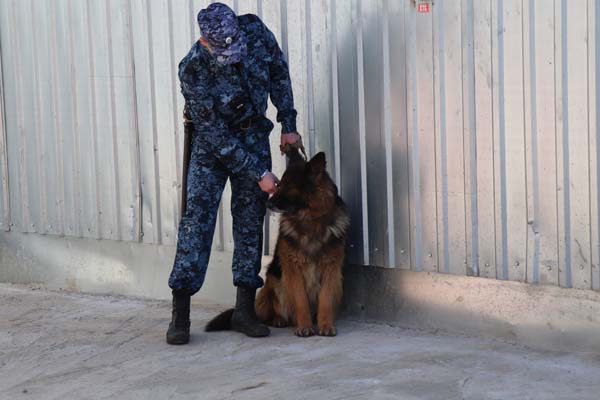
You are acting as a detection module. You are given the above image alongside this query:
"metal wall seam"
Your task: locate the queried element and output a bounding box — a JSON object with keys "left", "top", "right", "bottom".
{"left": 381, "top": 0, "right": 395, "bottom": 267}
{"left": 416, "top": 7, "right": 438, "bottom": 272}
{"left": 463, "top": 0, "right": 479, "bottom": 277}
{"left": 407, "top": 4, "right": 422, "bottom": 271}
{"left": 594, "top": 0, "right": 600, "bottom": 291}
{"left": 331, "top": 0, "right": 341, "bottom": 189}
{"left": 554, "top": 0, "right": 567, "bottom": 287}
{"left": 63, "top": 2, "right": 83, "bottom": 238}
{"left": 524, "top": 0, "right": 540, "bottom": 284}
{"left": 15, "top": 1, "right": 29, "bottom": 233}
{"left": 190, "top": 0, "right": 196, "bottom": 43}
{"left": 279, "top": 0, "right": 288, "bottom": 59}
{"left": 495, "top": 0, "right": 509, "bottom": 280}
{"left": 34, "top": 1, "right": 57, "bottom": 236}
{"left": 126, "top": 0, "right": 143, "bottom": 243}
{"left": 84, "top": 0, "right": 103, "bottom": 238}
{"left": 105, "top": 1, "right": 123, "bottom": 241}
{"left": 304, "top": 0, "right": 315, "bottom": 156}
{"left": 145, "top": 0, "right": 163, "bottom": 245}
{"left": 168, "top": 0, "right": 183, "bottom": 229}
{"left": 0, "top": 17, "right": 10, "bottom": 232}
{"left": 131, "top": 0, "right": 157, "bottom": 244}
{"left": 490, "top": 0, "right": 501, "bottom": 280}
{"left": 565, "top": 0, "right": 592, "bottom": 290}
{"left": 49, "top": 3, "right": 66, "bottom": 236}
{"left": 311, "top": 1, "right": 334, "bottom": 173}
{"left": 559, "top": 0, "right": 572, "bottom": 287}
{"left": 389, "top": 0, "right": 410, "bottom": 269}
{"left": 2, "top": 2, "right": 24, "bottom": 232}
{"left": 29, "top": 0, "right": 47, "bottom": 234}
{"left": 435, "top": 2, "right": 450, "bottom": 274}
{"left": 355, "top": 0, "right": 370, "bottom": 266}
{"left": 35, "top": 1, "right": 58, "bottom": 236}
{"left": 473, "top": 0, "right": 496, "bottom": 279}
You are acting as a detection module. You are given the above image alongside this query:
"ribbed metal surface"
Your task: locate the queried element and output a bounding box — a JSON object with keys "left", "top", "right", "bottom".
{"left": 1, "top": 0, "right": 599, "bottom": 290}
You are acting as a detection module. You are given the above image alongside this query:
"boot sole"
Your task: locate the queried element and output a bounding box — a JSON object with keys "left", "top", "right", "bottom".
{"left": 231, "top": 326, "right": 271, "bottom": 338}
{"left": 166, "top": 335, "right": 190, "bottom": 345}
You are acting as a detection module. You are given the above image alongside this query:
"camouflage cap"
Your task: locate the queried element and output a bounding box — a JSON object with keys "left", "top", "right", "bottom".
{"left": 197, "top": 2, "right": 247, "bottom": 64}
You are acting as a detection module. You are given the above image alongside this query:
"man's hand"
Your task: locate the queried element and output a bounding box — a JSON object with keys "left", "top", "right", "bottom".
{"left": 281, "top": 132, "right": 301, "bottom": 146}
{"left": 258, "top": 171, "right": 279, "bottom": 194}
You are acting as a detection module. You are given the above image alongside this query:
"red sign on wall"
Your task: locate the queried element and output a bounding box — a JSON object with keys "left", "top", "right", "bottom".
{"left": 417, "top": 3, "right": 429, "bottom": 13}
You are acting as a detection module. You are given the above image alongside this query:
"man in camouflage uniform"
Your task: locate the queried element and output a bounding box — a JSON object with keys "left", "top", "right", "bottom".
{"left": 166, "top": 2, "right": 300, "bottom": 345}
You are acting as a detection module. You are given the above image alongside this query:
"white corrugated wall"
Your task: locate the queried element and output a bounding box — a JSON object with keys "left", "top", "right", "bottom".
{"left": 0, "top": 0, "right": 599, "bottom": 291}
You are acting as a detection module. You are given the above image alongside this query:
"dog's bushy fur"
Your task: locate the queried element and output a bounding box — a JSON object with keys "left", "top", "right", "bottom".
{"left": 206, "top": 150, "right": 350, "bottom": 337}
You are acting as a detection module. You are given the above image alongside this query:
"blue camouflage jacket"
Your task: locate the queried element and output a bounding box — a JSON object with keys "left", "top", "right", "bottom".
{"left": 178, "top": 14, "right": 297, "bottom": 181}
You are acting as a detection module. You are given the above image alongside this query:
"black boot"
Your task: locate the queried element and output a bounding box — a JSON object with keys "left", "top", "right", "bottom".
{"left": 166, "top": 290, "right": 191, "bottom": 345}
{"left": 231, "top": 286, "right": 270, "bottom": 337}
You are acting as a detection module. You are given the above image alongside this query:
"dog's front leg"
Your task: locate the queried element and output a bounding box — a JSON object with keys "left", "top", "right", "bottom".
{"left": 283, "top": 269, "right": 314, "bottom": 337}
{"left": 317, "top": 260, "right": 343, "bottom": 337}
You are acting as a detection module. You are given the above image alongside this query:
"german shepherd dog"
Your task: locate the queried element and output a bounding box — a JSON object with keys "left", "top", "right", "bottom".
{"left": 206, "top": 149, "right": 350, "bottom": 337}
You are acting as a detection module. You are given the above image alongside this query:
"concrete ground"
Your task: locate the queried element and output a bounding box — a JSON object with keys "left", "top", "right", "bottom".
{"left": 1, "top": 284, "right": 599, "bottom": 400}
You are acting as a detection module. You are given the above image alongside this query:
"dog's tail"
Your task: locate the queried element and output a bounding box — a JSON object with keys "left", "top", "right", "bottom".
{"left": 204, "top": 308, "right": 234, "bottom": 331}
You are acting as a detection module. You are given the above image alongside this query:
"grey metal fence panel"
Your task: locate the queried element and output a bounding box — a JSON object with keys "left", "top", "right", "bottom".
{"left": 1, "top": 0, "right": 599, "bottom": 290}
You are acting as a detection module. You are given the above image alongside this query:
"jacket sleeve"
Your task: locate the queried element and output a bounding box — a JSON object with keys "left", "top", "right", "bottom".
{"left": 178, "top": 51, "right": 265, "bottom": 181}
{"left": 263, "top": 24, "right": 297, "bottom": 133}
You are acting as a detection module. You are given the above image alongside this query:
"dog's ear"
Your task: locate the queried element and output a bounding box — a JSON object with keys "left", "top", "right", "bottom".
{"left": 307, "top": 152, "right": 326, "bottom": 175}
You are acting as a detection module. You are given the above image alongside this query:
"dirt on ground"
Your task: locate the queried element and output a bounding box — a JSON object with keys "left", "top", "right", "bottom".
{"left": 1, "top": 284, "right": 599, "bottom": 400}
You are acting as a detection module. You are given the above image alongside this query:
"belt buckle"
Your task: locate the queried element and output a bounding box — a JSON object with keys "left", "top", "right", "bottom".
{"left": 240, "top": 119, "right": 251, "bottom": 130}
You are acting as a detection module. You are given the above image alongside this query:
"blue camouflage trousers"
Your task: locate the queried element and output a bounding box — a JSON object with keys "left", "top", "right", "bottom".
{"left": 168, "top": 121, "right": 272, "bottom": 295}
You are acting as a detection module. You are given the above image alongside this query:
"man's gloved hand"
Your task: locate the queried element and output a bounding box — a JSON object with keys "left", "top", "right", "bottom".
{"left": 258, "top": 171, "right": 279, "bottom": 195}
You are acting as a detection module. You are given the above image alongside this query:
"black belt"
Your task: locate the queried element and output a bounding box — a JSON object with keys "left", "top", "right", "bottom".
{"left": 237, "top": 115, "right": 263, "bottom": 131}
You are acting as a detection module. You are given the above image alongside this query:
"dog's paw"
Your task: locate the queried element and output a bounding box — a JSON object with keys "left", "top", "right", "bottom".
{"left": 270, "top": 317, "right": 288, "bottom": 328}
{"left": 294, "top": 326, "right": 315, "bottom": 337}
{"left": 317, "top": 326, "right": 337, "bottom": 337}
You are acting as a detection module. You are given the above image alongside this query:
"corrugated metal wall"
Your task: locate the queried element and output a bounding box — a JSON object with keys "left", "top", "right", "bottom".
{"left": 1, "top": 0, "right": 599, "bottom": 291}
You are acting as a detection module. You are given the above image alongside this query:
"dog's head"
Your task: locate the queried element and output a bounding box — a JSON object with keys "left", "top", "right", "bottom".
{"left": 266, "top": 151, "right": 337, "bottom": 218}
